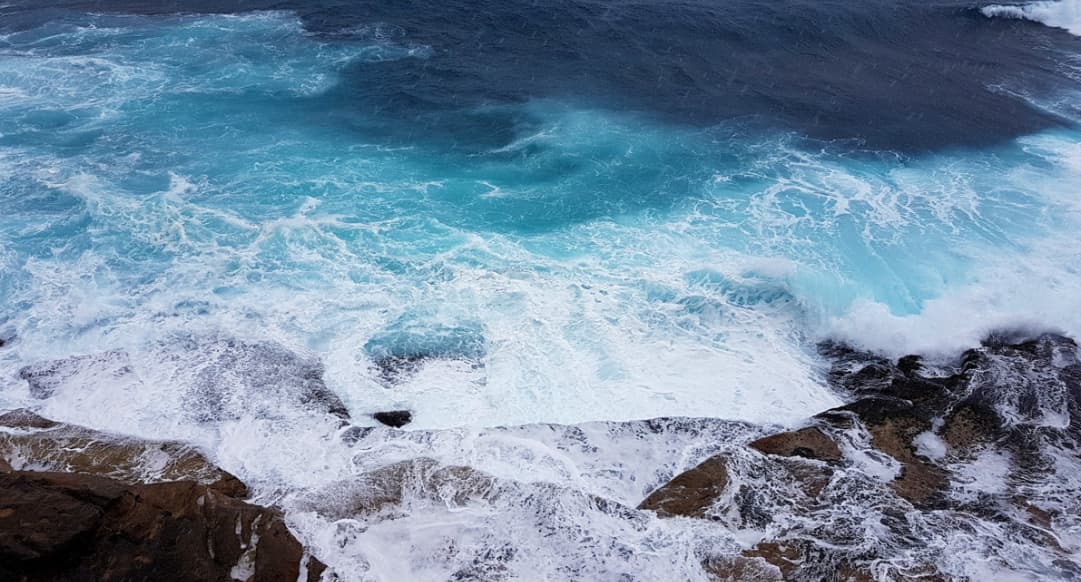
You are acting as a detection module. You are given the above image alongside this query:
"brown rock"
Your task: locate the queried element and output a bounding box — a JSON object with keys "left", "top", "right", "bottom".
{"left": 741, "top": 541, "right": 803, "bottom": 578}
{"left": 0, "top": 470, "right": 324, "bottom": 582}
{"left": 941, "top": 402, "right": 1000, "bottom": 452}
{"left": 749, "top": 426, "right": 843, "bottom": 463}
{"left": 638, "top": 455, "right": 729, "bottom": 518}
{"left": 0, "top": 409, "right": 246, "bottom": 498}
{"left": 866, "top": 417, "right": 948, "bottom": 507}
{"left": 821, "top": 398, "right": 947, "bottom": 507}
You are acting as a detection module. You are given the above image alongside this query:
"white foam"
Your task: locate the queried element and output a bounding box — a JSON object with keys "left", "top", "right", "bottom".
{"left": 983, "top": 0, "right": 1081, "bottom": 36}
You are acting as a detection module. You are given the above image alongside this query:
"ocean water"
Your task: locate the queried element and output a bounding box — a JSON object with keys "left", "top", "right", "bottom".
{"left": 0, "top": 0, "right": 1080, "bottom": 579}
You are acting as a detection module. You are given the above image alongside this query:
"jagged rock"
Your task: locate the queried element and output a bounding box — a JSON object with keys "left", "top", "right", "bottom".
{"left": 822, "top": 397, "right": 946, "bottom": 507}
{"left": 0, "top": 470, "right": 324, "bottom": 582}
{"left": 0, "top": 409, "right": 246, "bottom": 497}
{"left": 749, "top": 426, "right": 842, "bottom": 463}
{"left": 372, "top": 410, "right": 412, "bottom": 428}
{"left": 638, "top": 455, "right": 729, "bottom": 518}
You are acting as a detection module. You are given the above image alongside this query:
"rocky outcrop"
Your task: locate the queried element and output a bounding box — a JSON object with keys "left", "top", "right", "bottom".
{"left": 749, "top": 426, "right": 842, "bottom": 463}
{"left": 639, "top": 332, "right": 1081, "bottom": 581}
{"left": 0, "top": 410, "right": 326, "bottom": 582}
{"left": 0, "top": 409, "right": 246, "bottom": 497}
{"left": 637, "top": 455, "right": 729, "bottom": 518}
{"left": 0, "top": 470, "right": 325, "bottom": 582}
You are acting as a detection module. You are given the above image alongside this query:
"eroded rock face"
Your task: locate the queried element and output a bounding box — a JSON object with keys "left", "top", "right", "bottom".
{"left": 0, "top": 470, "right": 324, "bottom": 582}
{"left": 0, "top": 409, "right": 246, "bottom": 497}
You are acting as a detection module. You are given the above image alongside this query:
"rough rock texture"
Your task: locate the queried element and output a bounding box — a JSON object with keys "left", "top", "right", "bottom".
{"left": 637, "top": 455, "right": 729, "bottom": 518}
{"left": 0, "top": 470, "right": 325, "bottom": 582}
{"left": 749, "top": 426, "right": 842, "bottom": 463}
{"left": 640, "top": 332, "right": 1081, "bottom": 580}
{"left": 0, "top": 409, "right": 246, "bottom": 497}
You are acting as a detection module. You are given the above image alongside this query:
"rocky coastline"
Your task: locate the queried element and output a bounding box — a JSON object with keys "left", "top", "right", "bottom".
{"left": 1, "top": 332, "right": 1079, "bottom": 580}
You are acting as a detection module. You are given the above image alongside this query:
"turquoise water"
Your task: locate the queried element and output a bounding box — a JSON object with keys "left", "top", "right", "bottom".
{"left": 1, "top": 11, "right": 1080, "bottom": 428}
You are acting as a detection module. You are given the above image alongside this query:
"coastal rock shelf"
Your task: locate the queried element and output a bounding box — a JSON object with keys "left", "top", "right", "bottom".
{"left": 0, "top": 413, "right": 324, "bottom": 582}
{"left": 2, "top": 332, "right": 1079, "bottom": 580}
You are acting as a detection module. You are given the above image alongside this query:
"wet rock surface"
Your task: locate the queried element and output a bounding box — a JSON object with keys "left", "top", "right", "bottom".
{"left": 639, "top": 332, "right": 1081, "bottom": 580}
{"left": 0, "top": 470, "right": 325, "bottom": 582}
{"left": 638, "top": 455, "right": 729, "bottom": 518}
{"left": 0, "top": 409, "right": 246, "bottom": 497}
{"left": 749, "top": 426, "right": 842, "bottom": 463}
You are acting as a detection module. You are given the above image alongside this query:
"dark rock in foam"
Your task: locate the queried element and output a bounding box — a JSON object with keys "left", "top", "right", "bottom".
{"left": 372, "top": 410, "right": 412, "bottom": 428}
{"left": 18, "top": 351, "right": 133, "bottom": 400}
{"left": 640, "top": 331, "right": 1081, "bottom": 579}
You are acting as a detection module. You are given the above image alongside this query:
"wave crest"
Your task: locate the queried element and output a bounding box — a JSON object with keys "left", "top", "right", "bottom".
{"left": 982, "top": 0, "right": 1081, "bottom": 36}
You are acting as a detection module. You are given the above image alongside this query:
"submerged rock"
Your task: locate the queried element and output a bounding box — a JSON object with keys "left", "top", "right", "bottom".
{"left": 18, "top": 351, "right": 133, "bottom": 400}
{"left": 364, "top": 318, "right": 486, "bottom": 385}
{"left": 299, "top": 458, "right": 496, "bottom": 518}
{"left": 16, "top": 334, "right": 351, "bottom": 424}
{"left": 372, "top": 410, "right": 412, "bottom": 428}
{"left": 0, "top": 470, "right": 324, "bottom": 582}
